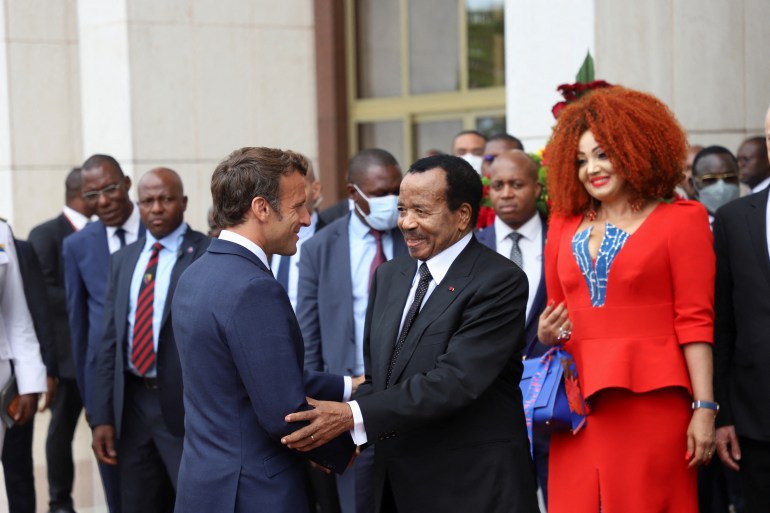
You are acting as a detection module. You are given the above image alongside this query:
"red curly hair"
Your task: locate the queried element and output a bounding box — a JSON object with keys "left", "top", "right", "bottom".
{"left": 546, "top": 86, "right": 687, "bottom": 216}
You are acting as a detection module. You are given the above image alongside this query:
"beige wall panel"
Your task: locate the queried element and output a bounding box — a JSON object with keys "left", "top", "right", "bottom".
{"left": 192, "top": 25, "right": 257, "bottom": 160}
{"left": 673, "top": 0, "right": 744, "bottom": 131}
{"left": 77, "top": 0, "right": 127, "bottom": 28}
{"left": 253, "top": 26, "right": 317, "bottom": 157}
{"left": 595, "top": 0, "right": 674, "bottom": 104}
{"left": 5, "top": 0, "right": 76, "bottom": 41}
{"left": 128, "top": 23, "right": 196, "bottom": 160}
{"left": 192, "top": 0, "right": 312, "bottom": 27}
{"left": 128, "top": 0, "right": 193, "bottom": 24}
{"left": 12, "top": 168, "right": 70, "bottom": 236}
{"left": 744, "top": 0, "right": 770, "bottom": 131}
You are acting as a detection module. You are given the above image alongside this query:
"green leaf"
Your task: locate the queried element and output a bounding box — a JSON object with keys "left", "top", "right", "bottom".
{"left": 575, "top": 51, "right": 594, "bottom": 83}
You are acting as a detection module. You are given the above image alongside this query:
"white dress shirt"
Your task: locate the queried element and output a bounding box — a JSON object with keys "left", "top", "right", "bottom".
{"left": 752, "top": 176, "right": 770, "bottom": 194}
{"left": 62, "top": 205, "right": 90, "bottom": 232}
{"left": 493, "top": 213, "right": 543, "bottom": 320}
{"left": 348, "top": 232, "right": 473, "bottom": 445}
{"left": 106, "top": 204, "right": 142, "bottom": 254}
{"left": 126, "top": 222, "right": 188, "bottom": 377}
{"left": 219, "top": 228, "right": 352, "bottom": 400}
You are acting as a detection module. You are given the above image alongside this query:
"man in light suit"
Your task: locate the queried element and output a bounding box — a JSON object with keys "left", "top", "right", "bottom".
{"left": 90, "top": 168, "right": 208, "bottom": 513}
{"left": 171, "top": 147, "right": 355, "bottom": 513}
{"left": 283, "top": 155, "right": 539, "bottom": 513}
{"left": 713, "top": 106, "right": 770, "bottom": 512}
{"left": 28, "top": 167, "right": 93, "bottom": 513}
{"left": 476, "top": 149, "right": 550, "bottom": 506}
{"left": 64, "top": 154, "right": 145, "bottom": 512}
{"left": 298, "top": 148, "right": 406, "bottom": 513}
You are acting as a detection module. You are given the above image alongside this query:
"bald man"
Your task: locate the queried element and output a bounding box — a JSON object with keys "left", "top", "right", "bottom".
{"left": 90, "top": 168, "right": 209, "bottom": 513}
{"left": 476, "top": 150, "right": 551, "bottom": 505}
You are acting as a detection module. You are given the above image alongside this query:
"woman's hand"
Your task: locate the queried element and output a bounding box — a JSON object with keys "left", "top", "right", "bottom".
{"left": 537, "top": 301, "right": 572, "bottom": 346}
{"left": 686, "top": 408, "right": 716, "bottom": 468}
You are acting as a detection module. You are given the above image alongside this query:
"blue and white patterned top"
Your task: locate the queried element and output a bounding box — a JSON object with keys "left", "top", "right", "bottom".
{"left": 572, "top": 223, "right": 630, "bottom": 307}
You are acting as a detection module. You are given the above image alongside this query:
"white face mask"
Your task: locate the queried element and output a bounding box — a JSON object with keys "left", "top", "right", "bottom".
{"left": 696, "top": 180, "right": 740, "bottom": 215}
{"left": 460, "top": 153, "right": 483, "bottom": 174}
{"left": 353, "top": 184, "right": 399, "bottom": 231}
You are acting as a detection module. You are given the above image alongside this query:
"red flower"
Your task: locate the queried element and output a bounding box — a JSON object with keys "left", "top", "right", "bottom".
{"left": 476, "top": 206, "right": 496, "bottom": 230}
{"left": 564, "top": 375, "right": 586, "bottom": 416}
{"left": 551, "top": 101, "right": 567, "bottom": 118}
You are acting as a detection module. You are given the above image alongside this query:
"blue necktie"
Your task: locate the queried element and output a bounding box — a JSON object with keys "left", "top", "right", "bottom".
{"left": 116, "top": 228, "right": 127, "bottom": 248}
{"left": 276, "top": 255, "right": 291, "bottom": 291}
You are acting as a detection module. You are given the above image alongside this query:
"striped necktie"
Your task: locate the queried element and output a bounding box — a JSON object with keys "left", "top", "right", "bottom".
{"left": 131, "top": 242, "right": 162, "bottom": 375}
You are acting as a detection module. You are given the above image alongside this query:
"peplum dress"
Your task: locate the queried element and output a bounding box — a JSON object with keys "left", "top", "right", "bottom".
{"left": 544, "top": 200, "right": 714, "bottom": 513}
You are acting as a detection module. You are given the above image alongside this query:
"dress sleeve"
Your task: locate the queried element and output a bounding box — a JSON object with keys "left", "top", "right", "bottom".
{"left": 668, "top": 202, "right": 715, "bottom": 344}
{"left": 544, "top": 215, "right": 566, "bottom": 305}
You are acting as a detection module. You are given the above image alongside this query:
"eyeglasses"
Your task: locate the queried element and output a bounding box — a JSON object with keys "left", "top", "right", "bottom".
{"left": 82, "top": 182, "right": 123, "bottom": 202}
{"left": 695, "top": 173, "right": 739, "bottom": 187}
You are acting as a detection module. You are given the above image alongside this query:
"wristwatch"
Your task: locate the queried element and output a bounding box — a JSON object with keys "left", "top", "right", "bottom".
{"left": 691, "top": 400, "right": 720, "bottom": 413}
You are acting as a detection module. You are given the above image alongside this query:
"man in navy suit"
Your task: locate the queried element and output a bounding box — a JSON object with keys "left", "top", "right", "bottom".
{"left": 475, "top": 149, "right": 550, "bottom": 505}
{"left": 63, "top": 155, "right": 144, "bottom": 512}
{"left": 298, "top": 148, "right": 406, "bottom": 513}
{"left": 29, "top": 167, "right": 93, "bottom": 513}
{"left": 171, "top": 147, "right": 355, "bottom": 513}
{"left": 90, "top": 168, "right": 208, "bottom": 513}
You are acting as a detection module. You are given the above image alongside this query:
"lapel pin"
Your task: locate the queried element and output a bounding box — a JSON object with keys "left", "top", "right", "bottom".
{"left": 187, "top": 246, "right": 194, "bottom": 253}
{"left": 448, "top": 286, "right": 455, "bottom": 292}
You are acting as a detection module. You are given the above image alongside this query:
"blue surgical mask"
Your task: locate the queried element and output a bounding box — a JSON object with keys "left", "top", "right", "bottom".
{"left": 353, "top": 184, "right": 399, "bottom": 231}
{"left": 697, "top": 180, "right": 740, "bottom": 214}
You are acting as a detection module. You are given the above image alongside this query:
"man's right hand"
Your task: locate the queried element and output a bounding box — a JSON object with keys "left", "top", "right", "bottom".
{"left": 92, "top": 425, "right": 118, "bottom": 465}
{"left": 715, "top": 425, "right": 741, "bottom": 471}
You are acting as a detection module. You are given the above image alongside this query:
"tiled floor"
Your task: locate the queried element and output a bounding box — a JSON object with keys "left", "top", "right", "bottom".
{"left": 0, "top": 410, "right": 108, "bottom": 513}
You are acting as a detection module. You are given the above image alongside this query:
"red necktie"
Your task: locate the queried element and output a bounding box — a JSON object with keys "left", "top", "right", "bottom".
{"left": 369, "top": 229, "right": 386, "bottom": 290}
{"left": 131, "top": 242, "right": 162, "bottom": 375}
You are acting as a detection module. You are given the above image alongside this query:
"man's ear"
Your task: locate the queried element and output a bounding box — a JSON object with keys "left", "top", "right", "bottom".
{"left": 456, "top": 202, "right": 472, "bottom": 232}
{"left": 251, "top": 196, "right": 272, "bottom": 222}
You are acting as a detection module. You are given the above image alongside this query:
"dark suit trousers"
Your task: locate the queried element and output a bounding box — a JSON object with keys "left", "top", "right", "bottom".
{"left": 1, "top": 417, "right": 35, "bottom": 513}
{"left": 117, "top": 374, "right": 183, "bottom": 513}
{"left": 46, "top": 377, "right": 83, "bottom": 510}
{"left": 738, "top": 436, "right": 770, "bottom": 513}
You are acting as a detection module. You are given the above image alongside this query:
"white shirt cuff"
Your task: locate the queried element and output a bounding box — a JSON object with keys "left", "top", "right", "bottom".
{"left": 342, "top": 376, "right": 352, "bottom": 402}
{"left": 347, "top": 400, "right": 368, "bottom": 445}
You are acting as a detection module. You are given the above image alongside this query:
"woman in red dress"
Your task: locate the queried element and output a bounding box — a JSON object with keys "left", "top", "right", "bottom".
{"left": 538, "top": 86, "right": 717, "bottom": 512}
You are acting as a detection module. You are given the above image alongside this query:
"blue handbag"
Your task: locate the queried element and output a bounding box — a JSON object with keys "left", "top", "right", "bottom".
{"left": 519, "top": 342, "right": 587, "bottom": 450}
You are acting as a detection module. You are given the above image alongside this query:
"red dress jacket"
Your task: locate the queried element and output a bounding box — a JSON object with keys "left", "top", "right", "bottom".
{"left": 544, "top": 200, "right": 715, "bottom": 400}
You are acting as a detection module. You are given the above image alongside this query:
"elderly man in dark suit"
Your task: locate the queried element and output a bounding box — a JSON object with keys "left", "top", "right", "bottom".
{"left": 64, "top": 154, "right": 145, "bottom": 512}
{"left": 171, "top": 147, "right": 355, "bottom": 513}
{"left": 283, "top": 155, "right": 539, "bottom": 513}
{"left": 298, "top": 148, "right": 406, "bottom": 513}
{"left": 28, "top": 167, "right": 93, "bottom": 513}
{"left": 89, "top": 168, "right": 208, "bottom": 513}
{"left": 713, "top": 106, "right": 770, "bottom": 513}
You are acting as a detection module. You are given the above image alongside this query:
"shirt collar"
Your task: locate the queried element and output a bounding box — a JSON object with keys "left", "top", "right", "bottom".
{"left": 105, "top": 203, "right": 141, "bottom": 239}
{"left": 751, "top": 176, "right": 770, "bottom": 193}
{"left": 421, "top": 231, "right": 473, "bottom": 286}
{"left": 349, "top": 210, "right": 373, "bottom": 239}
{"left": 62, "top": 205, "right": 90, "bottom": 231}
{"left": 218, "top": 229, "right": 270, "bottom": 270}
{"left": 494, "top": 212, "right": 541, "bottom": 246}
{"left": 144, "top": 222, "right": 187, "bottom": 254}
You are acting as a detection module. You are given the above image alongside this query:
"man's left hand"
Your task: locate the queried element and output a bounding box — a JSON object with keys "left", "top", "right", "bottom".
{"left": 281, "top": 397, "right": 354, "bottom": 451}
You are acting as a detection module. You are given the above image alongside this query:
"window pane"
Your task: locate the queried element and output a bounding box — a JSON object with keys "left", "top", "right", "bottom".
{"left": 467, "top": 0, "right": 505, "bottom": 89}
{"left": 414, "top": 119, "right": 463, "bottom": 159}
{"left": 475, "top": 114, "right": 506, "bottom": 137}
{"left": 356, "top": 0, "right": 402, "bottom": 99}
{"left": 409, "top": 0, "right": 460, "bottom": 95}
{"left": 358, "top": 120, "right": 405, "bottom": 168}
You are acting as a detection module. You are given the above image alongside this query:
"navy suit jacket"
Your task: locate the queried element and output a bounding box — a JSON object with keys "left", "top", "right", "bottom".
{"left": 476, "top": 219, "right": 548, "bottom": 357}
{"left": 28, "top": 214, "right": 75, "bottom": 378}
{"left": 171, "top": 238, "right": 355, "bottom": 513}
{"left": 89, "top": 227, "right": 209, "bottom": 438}
{"left": 63, "top": 219, "right": 145, "bottom": 412}
{"left": 298, "top": 213, "right": 408, "bottom": 374}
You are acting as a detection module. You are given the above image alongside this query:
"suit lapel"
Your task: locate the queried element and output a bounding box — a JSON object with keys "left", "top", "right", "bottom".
{"left": 161, "top": 229, "right": 205, "bottom": 328}
{"left": 333, "top": 220, "right": 355, "bottom": 338}
{"left": 387, "top": 239, "right": 480, "bottom": 386}
{"left": 117, "top": 240, "right": 145, "bottom": 353}
{"left": 746, "top": 190, "right": 770, "bottom": 286}
{"left": 373, "top": 258, "right": 415, "bottom": 390}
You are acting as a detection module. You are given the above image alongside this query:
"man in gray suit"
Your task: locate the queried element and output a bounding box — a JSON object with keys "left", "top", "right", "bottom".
{"left": 297, "top": 148, "right": 406, "bottom": 513}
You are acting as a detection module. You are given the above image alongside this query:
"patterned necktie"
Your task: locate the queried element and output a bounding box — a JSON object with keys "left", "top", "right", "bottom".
{"left": 115, "top": 227, "right": 127, "bottom": 248}
{"left": 508, "top": 232, "right": 523, "bottom": 268}
{"left": 386, "top": 263, "right": 432, "bottom": 387}
{"left": 131, "top": 242, "right": 162, "bottom": 376}
{"left": 276, "top": 255, "right": 291, "bottom": 292}
{"left": 369, "top": 229, "right": 386, "bottom": 290}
